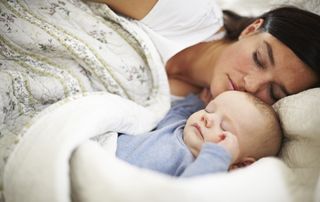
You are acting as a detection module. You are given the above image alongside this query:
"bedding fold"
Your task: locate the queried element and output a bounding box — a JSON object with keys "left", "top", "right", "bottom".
{"left": 0, "top": 0, "right": 169, "bottom": 200}
{"left": 70, "top": 140, "right": 293, "bottom": 202}
{"left": 0, "top": 1, "right": 314, "bottom": 202}
{"left": 4, "top": 92, "right": 168, "bottom": 202}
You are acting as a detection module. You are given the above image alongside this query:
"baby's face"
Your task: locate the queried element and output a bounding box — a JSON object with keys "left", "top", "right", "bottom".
{"left": 183, "top": 91, "right": 266, "bottom": 158}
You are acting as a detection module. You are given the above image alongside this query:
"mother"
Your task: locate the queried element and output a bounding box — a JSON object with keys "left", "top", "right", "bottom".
{"left": 91, "top": 0, "right": 320, "bottom": 104}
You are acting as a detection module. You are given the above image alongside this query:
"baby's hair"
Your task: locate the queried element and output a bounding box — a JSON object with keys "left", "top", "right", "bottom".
{"left": 243, "top": 93, "right": 283, "bottom": 158}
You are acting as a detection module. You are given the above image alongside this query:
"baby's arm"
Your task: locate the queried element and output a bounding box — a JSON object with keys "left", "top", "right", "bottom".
{"left": 157, "top": 94, "right": 204, "bottom": 129}
{"left": 180, "top": 132, "right": 239, "bottom": 177}
{"left": 159, "top": 87, "right": 211, "bottom": 128}
{"left": 216, "top": 132, "right": 240, "bottom": 164}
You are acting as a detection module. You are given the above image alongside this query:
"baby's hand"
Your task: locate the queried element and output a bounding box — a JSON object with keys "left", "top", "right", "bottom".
{"left": 199, "top": 88, "right": 213, "bottom": 105}
{"left": 217, "top": 132, "right": 240, "bottom": 164}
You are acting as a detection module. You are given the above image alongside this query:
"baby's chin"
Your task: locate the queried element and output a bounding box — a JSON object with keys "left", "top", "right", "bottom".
{"left": 188, "top": 146, "right": 199, "bottom": 158}
{"left": 184, "top": 139, "right": 200, "bottom": 157}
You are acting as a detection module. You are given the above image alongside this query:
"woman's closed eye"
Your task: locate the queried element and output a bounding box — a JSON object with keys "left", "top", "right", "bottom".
{"left": 253, "top": 50, "right": 266, "bottom": 69}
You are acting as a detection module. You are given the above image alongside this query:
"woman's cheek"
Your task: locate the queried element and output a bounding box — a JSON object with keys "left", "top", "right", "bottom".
{"left": 210, "top": 76, "right": 227, "bottom": 99}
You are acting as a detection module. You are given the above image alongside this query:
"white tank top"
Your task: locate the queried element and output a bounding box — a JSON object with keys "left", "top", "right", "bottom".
{"left": 137, "top": 0, "right": 224, "bottom": 63}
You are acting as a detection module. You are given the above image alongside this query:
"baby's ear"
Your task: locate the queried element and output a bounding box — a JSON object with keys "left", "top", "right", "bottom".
{"left": 229, "top": 157, "right": 256, "bottom": 170}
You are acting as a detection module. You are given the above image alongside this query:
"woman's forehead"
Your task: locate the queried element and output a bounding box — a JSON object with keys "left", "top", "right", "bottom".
{"left": 258, "top": 33, "right": 319, "bottom": 94}
{"left": 270, "top": 42, "right": 318, "bottom": 94}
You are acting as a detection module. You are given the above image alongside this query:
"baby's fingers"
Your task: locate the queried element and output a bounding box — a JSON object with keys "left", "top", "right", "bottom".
{"left": 217, "top": 132, "right": 240, "bottom": 162}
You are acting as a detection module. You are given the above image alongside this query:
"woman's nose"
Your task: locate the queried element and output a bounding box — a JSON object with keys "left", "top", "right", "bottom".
{"left": 243, "top": 74, "right": 270, "bottom": 94}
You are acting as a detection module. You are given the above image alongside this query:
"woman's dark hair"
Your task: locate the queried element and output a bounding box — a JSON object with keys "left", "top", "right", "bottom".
{"left": 223, "top": 6, "right": 320, "bottom": 78}
{"left": 223, "top": 10, "right": 255, "bottom": 40}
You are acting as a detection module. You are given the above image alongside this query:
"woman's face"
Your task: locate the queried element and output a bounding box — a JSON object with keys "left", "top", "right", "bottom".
{"left": 210, "top": 20, "right": 319, "bottom": 104}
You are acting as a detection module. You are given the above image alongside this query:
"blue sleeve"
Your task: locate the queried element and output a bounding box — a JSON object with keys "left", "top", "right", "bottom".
{"left": 156, "top": 94, "right": 205, "bottom": 129}
{"left": 180, "top": 143, "right": 232, "bottom": 178}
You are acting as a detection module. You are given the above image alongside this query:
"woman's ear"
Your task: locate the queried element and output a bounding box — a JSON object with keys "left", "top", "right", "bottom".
{"left": 239, "top": 19, "right": 264, "bottom": 39}
{"left": 229, "top": 157, "right": 256, "bottom": 170}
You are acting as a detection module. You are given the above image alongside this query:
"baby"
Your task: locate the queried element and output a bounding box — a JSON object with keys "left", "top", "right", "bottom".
{"left": 116, "top": 90, "right": 282, "bottom": 177}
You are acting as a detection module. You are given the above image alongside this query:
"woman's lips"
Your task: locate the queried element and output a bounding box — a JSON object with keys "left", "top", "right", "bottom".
{"left": 227, "top": 75, "right": 237, "bottom": 91}
{"left": 192, "top": 123, "right": 204, "bottom": 140}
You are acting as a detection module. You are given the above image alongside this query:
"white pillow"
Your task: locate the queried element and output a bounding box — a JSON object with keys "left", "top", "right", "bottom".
{"left": 216, "top": 0, "right": 320, "bottom": 15}
{"left": 216, "top": 0, "right": 272, "bottom": 15}
{"left": 273, "top": 88, "right": 320, "bottom": 201}
{"left": 270, "top": 0, "right": 320, "bottom": 15}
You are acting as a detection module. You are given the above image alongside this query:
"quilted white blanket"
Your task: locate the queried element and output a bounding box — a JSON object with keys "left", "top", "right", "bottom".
{"left": 5, "top": 92, "right": 170, "bottom": 202}
{"left": 0, "top": 0, "right": 169, "bottom": 201}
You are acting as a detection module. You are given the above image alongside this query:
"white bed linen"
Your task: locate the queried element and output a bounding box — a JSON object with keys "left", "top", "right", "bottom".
{"left": 71, "top": 140, "right": 293, "bottom": 202}
{"left": 4, "top": 92, "right": 168, "bottom": 202}
{"left": 5, "top": 91, "right": 293, "bottom": 202}
{"left": 2, "top": 0, "right": 320, "bottom": 201}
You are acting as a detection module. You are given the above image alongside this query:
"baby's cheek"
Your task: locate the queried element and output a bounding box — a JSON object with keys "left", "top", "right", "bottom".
{"left": 205, "top": 134, "right": 220, "bottom": 143}
{"left": 188, "top": 113, "right": 202, "bottom": 123}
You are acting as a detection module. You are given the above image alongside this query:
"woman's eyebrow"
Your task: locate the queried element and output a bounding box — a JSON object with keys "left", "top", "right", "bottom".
{"left": 263, "top": 40, "right": 275, "bottom": 66}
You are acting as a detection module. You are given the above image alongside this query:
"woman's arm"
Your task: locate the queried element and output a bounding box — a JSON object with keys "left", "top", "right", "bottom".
{"left": 86, "top": 0, "right": 158, "bottom": 19}
{"left": 169, "top": 78, "right": 202, "bottom": 97}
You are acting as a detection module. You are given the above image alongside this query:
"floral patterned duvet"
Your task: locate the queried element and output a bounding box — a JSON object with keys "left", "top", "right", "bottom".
{"left": 0, "top": 0, "right": 169, "bottom": 196}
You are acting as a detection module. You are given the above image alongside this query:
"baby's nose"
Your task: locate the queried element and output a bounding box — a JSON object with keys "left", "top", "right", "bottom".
{"left": 202, "top": 114, "right": 213, "bottom": 128}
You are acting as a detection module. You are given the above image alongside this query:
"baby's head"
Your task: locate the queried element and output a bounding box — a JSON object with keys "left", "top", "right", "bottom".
{"left": 184, "top": 91, "right": 282, "bottom": 168}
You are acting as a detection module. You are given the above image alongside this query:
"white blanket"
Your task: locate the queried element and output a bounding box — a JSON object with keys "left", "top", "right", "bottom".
{"left": 0, "top": 0, "right": 170, "bottom": 200}
{"left": 71, "top": 141, "right": 293, "bottom": 202}
{"left": 4, "top": 92, "right": 293, "bottom": 202}
{"left": 0, "top": 0, "right": 168, "bottom": 180}
{"left": 4, "top": 92, "right": 169, "bottom": 202}
{"left": 2, "top": 0, "right": 320, "bottom": 202}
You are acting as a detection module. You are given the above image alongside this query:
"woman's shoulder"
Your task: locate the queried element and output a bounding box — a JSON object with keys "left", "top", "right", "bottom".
{"left": 141, "top": 0, "right": 223, "bottom": 26}
{"left": 168, "top": 78, "right": 202, "bottom": 97}
{"left": 138, "top": 0, "right": 224, "bottom": 62}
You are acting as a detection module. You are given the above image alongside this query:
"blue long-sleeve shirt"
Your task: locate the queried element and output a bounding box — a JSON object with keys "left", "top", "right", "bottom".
{"left": 116, "top": 95, "right": 232, "bottom": 177}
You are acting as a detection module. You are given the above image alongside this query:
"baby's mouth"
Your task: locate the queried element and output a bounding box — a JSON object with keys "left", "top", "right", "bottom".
{"left": 192, "top": 123, "right": 204, "bottom": 140}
